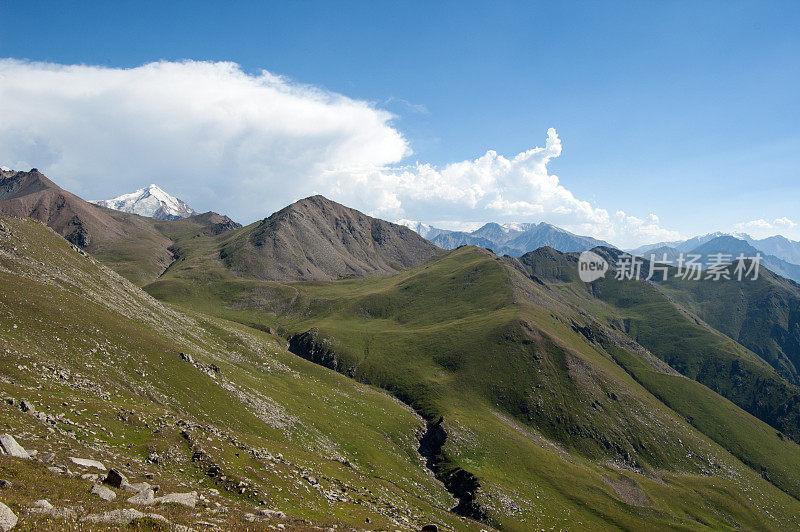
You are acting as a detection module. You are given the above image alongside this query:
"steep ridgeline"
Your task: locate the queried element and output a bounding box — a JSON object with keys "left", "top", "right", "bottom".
{"left": 0, "top": 168, "right": 150, "bottom": 249}
{"left": 219, "top": 195, "right": 441, "bottom": 281}
{"left": 0, "top": 169, "right": 239, "bottom": 285}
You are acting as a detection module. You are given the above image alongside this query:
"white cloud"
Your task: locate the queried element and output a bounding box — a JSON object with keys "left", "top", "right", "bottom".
{"left": 735, "top": 217, "right": 799, "bottom": 239}
{"left": 0, "top": 59, "right": 408, "bottom": 221}
{"left": 0, "top": 58, "right": 679, "bottom": 248}
{"left": 325, "top": 128, "right": 679, "bottom": 247}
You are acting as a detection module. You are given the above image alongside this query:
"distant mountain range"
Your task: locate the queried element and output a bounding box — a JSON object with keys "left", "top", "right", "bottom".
{"left": 397, "top": 220, "right": 612, "bottom": 256}
{"left": 93, "top": 184, "right": 197, "bottom": 220}
{"left": 631, "top": 232, "right": 800, "bottom": 283}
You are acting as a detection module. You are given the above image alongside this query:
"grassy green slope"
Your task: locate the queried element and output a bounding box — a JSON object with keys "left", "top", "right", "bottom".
{"left": 589, "top": 272, "right": 800, "bottom": 442}
{"left": 0, "top": 216, "right": 489, "bottom": 531}
{"left": 148, "top": 244, "right": 800, "bottom": 530}
{"left": 510, "top": 249, "right": 800, "bottom": 500}
{"left": 656, "top": 268, "right": 800, "bottom": 385}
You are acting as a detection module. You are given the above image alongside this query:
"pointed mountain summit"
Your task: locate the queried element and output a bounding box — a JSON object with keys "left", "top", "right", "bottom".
{"left": 93, "top": 184, "right": 197, "bottom": 220}
{"left": 219, "top": 195, "right": 441, "bottom": 281}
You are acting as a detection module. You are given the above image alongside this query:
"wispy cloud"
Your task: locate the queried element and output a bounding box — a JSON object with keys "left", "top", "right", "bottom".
{"left": 735, "top": 217, "right": 798, "bottom": 239}
{"left": 382, "top": 96, "right": 430, "bottom": 115}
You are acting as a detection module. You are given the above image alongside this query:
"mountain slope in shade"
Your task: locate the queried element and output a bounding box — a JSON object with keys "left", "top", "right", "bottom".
{"left": 394, "top": 219, "right": 450, "bottom": 240}
{"left": 431, "top": 231, "right": 495, "bottom": 251}
{"left": 632, "top": 232, "right": 800, "bottom": 269}
{"left": 93, "top": 183, "right": 197, "bottom": 220}
{"left": 504, "top": 222, "right": 610, "bottom": 254}
{"left": 628, "top": 232, "right": 729, "bottom": 256}
{"left": 219, "top": 195, "right": 441, "bottom": 281}
{"left": 654, "top": 258, "right": 800, "bottom": 386}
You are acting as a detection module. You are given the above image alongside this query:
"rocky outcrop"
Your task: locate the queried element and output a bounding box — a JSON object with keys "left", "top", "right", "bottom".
{"left": 417, "top": 417, "right": 486, "bottom": 521}
{"left": 288, "top": 329, "right": 350, "bottom": 373}
{"left": 69, "top": 457, "right": 106, "bottom": 470}
{"left": 26, "top": 499, "right": 79, "bottom": 520}
{"left": 81, "top": 508, "right": 166, "bottom": 526}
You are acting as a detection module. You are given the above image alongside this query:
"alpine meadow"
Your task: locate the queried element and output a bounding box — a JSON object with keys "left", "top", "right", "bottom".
{"left": 2, "top": 3, "right": 800, "bottom": 531}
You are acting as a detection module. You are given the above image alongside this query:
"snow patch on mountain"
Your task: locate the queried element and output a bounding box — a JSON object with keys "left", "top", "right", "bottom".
{"left": 93, "top": 184, "right": 197, "bottom": 220}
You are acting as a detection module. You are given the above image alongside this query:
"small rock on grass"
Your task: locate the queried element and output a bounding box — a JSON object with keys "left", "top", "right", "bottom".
{"left": 81, "top": 508, "right": 166, "bottom": 525}
{"left": 70, "top": 457, "right": 106, "bottom": 470}
{"left": 90, "top": 483, "right": 116, "bottom": 501}
{"left": 33, "top": 500, "right": 53, "bottom": 511}
{"left": 103, "top": 468, "right": 128, "bottom": 488}
{"left": 153, "top": 491, "right": 197, "bottom": 508}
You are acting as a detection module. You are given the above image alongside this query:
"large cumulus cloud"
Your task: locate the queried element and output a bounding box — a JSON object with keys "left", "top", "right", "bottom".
{"left": 0, "top": 58, "right": 680, "bottom": 247}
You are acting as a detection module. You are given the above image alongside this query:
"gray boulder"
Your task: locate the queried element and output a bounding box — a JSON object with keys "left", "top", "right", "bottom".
{"left": 0, "top": 435, "right": 29, "bottom": 459}
{"left": 123, "top": 481, "right": 156, "bottom": 494}
{"left": 90, "top": 483, "right": 116, "bottom": 501}
{"left": 70, "top": 457, "right": 106, "bottom": 470}
{"left": 153, "top": 491, "right": 197, "bottom": 508}
{"left": 126, "top": 488, "right": 155, "bottom": 505}
{"left": 0, "top": 501, "right": 16, "bottom": 531}
{"left": 26, "top": 500, "right": 79, "bottom": 520}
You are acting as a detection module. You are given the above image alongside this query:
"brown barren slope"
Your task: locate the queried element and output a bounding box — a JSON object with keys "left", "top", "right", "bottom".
{"left": 219, "top": 195, "right": 442, "bottom": 281}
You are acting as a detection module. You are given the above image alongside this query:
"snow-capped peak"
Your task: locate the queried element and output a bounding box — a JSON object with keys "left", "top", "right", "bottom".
{"left": 395, "top": 219, "right": 436, "bottom": 238}
{"left": 499, "top": 222, "right": 537, "bottom": 233}
{"left": 93, "top": 184, "right": 197, "bottom": 220}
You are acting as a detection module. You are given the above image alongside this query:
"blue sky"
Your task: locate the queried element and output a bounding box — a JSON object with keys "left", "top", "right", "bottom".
{"left": 1, "top": 1, "right": 798, "bottom": 246}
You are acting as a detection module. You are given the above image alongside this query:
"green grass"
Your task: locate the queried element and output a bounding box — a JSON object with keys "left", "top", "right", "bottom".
{"left": 0, "top": 216, "right": 489, "bottom": 530}
{"left": 143, "top": 242, "right": 800, "bottom": 530}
